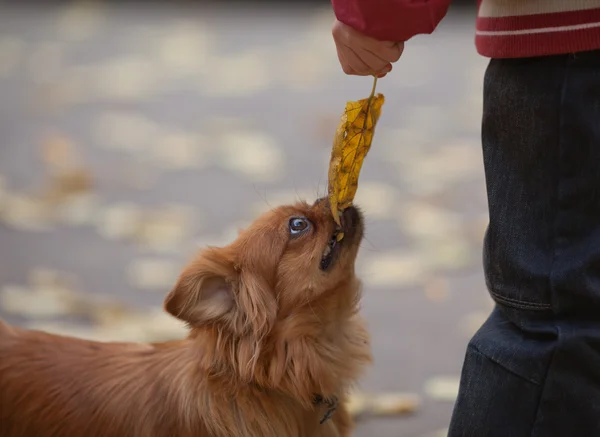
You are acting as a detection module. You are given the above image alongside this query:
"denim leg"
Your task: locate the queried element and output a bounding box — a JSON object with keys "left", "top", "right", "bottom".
{"left": 449, "top": 51, "right": 600, "bottom": 437}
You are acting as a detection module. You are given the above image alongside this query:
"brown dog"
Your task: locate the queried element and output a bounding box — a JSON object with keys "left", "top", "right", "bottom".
{"left": 0, "top": 198, "right": 371, "bottom": 437}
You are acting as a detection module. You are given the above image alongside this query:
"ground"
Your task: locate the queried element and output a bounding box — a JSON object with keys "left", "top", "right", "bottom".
{"left": 0, "top": 3, "right": 491, "bottom": 436}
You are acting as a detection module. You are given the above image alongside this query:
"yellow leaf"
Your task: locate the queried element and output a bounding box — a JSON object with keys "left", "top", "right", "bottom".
{"left": 328, "top": 77, "right": 385, "bottom": 229}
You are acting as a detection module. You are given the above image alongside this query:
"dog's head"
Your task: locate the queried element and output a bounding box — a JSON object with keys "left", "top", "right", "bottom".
{"left": 164, "top": 197, "right": 364, "bottom": 337}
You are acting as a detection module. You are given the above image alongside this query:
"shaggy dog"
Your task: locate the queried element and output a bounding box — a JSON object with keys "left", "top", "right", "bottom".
{"left": 0, "top": 198, "right": 371, "bottom": 437}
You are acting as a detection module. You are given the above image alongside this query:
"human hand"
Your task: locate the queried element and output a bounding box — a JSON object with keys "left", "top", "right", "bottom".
{"left": 332, "top": 19, "right": 404, "bottom": 77}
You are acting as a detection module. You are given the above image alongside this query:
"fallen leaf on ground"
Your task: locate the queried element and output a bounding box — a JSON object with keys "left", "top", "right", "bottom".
{"left": 328, "top": 77, "right": 384, "bottom": 228}
{"left": 135, "top": 205, "right": 196, "bottom": 252}
{"left": 95, "top": 203, "right": 196, "bottom": 251}
{"left": 38, "top": 134, "right": 95, "bottom": 216}
{"left": 127, "top": 258, "right": 179, "bottom": 291}
{"left": 94, "top": 58, "right": 159, "bottom": 101}
{"left": 218, "top": 131, "right": 284, "bottom": 182}
{"left": 423, "top": 429, "right": 449, "bottom": 437}
{"left": 57, "top": 1, "right": 107, "bottom": 41}
{"left": 156, "top": 24, "right": 210, "bottom": 77}
{"left": 55, "top": 193, "right": 99, "bottom": 226}
{"left": 93, "top": 111, "right": 159, "bottom": 152}
{"left": 420, "top": 237, "right": 473, "bottom": 272}
{"left": 0, "top": 193, "right": 54, "bottom": 231}
{"left": 353, "top": 181, "right": 397, "bottom": 220}
{"left": 95, "top": 202, "right": 142, "bottom": 240}
{"left": 345, "top": 391, "right": 370, "bottom": 418}
{"left": 424, "top": 376, "right": 461, "bottom": 402}
{"left": 370, "top": 393, "right": 421, "bottom": 416}
{"left": 398, "top": 202, "right": 463, "bottom": 241}
{"left": 0, "top": 284, "right": 79, "bottom": 318}
{"left": 423, "top": 276, "right": 450, "bottom": 303}
{"left": 151, "top": 132, "right": 208, "bottom": 170}
{"left": 202, "top": 50, "right": 270, "bottom": 97}
{"left": 359, "top": 251, "right": 427, "bottom": 288}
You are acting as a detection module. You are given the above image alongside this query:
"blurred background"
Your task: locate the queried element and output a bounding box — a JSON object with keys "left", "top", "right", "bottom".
{"left": 0, "top": 1, "right": 491, "bottom": 436}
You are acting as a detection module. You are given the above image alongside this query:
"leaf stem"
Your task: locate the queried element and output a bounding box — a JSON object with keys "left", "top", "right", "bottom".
{"left": 369, "top": 76, "right": 378, "bottom": 100}
{"left": 363, "top": 75, "right": 378, "bottom": 136}
{"left": 364, "top": 76, "right": 378, "bottom": 121}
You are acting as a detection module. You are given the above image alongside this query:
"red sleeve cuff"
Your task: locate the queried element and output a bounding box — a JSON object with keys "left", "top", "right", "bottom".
{"left": 332, "top": 0, "right": 452, "bottom": 42}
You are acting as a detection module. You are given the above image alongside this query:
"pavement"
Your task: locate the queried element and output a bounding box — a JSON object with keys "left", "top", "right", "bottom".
{"left": 0, "top": 3, "right": 492, "bottom": 436}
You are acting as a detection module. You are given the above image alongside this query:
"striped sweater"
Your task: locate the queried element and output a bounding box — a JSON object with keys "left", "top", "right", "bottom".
{"left": 331, "top": 0, "right": 600, "bottom": 58}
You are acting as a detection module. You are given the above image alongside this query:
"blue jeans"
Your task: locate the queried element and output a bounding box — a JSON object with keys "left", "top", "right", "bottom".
{"left": 448, "top": 51, "right": 600, "bottom": 436}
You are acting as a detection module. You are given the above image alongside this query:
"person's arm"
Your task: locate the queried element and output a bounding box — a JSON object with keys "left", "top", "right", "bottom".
{"left": 331, "top": 0, "right": 453, "bottom": 42}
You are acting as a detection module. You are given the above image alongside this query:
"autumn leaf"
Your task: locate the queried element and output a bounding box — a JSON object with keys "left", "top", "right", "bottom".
{"left": 328, "top": 77, "right": 385, "bottom": 231}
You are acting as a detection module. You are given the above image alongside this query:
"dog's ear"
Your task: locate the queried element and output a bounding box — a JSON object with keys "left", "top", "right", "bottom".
{"left": 165, "top": 246, "right": 278, "bottom": 336}
{"left": 164, "top": 248, "right": 238, "bottom": 327}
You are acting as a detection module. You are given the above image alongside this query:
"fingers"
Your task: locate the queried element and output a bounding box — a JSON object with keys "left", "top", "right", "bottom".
{"left": 364, "top": 40, "right": 404, "bottom": 64}
{"left": 337, "top": 45, "right": 394, "bottom": 76}
{"left": 336, "top": 45, "right": 371, "bottom": 76}
{"left": 376, "top": 64, "right": 392, "bottom": 78}
{"left": 351, "top": 46, "right": 391, "bottom": 74}
{"left": 332, "top": 19, "right": 404, "bottom": 77}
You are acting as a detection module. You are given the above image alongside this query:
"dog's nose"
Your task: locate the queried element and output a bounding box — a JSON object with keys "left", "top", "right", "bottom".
{"left": 313, "top": 197, "right": 329, "bottom": 208}
{"left": 341, "top": 206, "right": 360, "bottom": 229}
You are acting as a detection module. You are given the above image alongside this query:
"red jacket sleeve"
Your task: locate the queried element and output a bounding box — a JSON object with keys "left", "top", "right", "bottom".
{"left": 331, "top": 0, "right": 453, "bottom": 42}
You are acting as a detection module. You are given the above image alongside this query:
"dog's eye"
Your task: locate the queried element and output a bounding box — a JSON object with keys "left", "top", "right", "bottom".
{"left": 289, "top": 217, "right": 311, "bottom": 235}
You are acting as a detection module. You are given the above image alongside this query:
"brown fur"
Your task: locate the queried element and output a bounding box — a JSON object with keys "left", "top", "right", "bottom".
{"left": 0, "top": 199, "right": 371, "bottom": 437}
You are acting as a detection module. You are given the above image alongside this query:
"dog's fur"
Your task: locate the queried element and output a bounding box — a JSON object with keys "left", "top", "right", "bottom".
{"left": 0, "top": 199, "right": 371, "bottom": 437}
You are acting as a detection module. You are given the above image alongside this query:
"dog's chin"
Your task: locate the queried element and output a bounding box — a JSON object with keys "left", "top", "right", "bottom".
{"left": 319, "top": 206, "right": 363, "bottom": 271}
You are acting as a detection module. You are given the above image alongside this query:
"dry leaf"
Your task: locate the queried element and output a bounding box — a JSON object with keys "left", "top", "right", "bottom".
{"left": 420, "top": 237, "right": 473, "bottom": 272}
{"left": 57, "top": 2, "right": 107, "bottom": 41}
{"left": 371, "top": 393, "right": 420, "bottom": 416}
{"left": 55, "top": 193, "right": 99, "bottom": 226}
{"left": 353, "top": 181, "right": 397, "bottom": 220}
{"left": 345, "top": 391, "right": 370, "bottom": 418}
{"left": 135, "top": 205, "right": 196, "bottom": 252}
{"left": 39, "top": 134, "right": 94, "bottom": 211}
{"left": 156, "top": 24, "right": 210, "bottom": 77}
{"left": 360, "top": 251, "right": 427, "bottom": 288}
{"left": 423, "top": 276, "right": 450, "bottom": 303}
{"left": 87, "top": 300, "right": 134, "bottom": 326}
{"left": 95, "top": 202, "right": 142, "bottom": 240}
{"left": 127, "top": 258, "right": 179, "bottom": 291}
{"left": 28, "top": 267, "right": 71, "bottom": 288}
{"left": 93, "top": 111, "right": 159, "bottom": 152}
{"left": 218, "top": 131, "right": 284, "bottom": 182}
{"left": 328, "top": 77, "right": 384, "bottom": 227}
{"left": 1, "top": 194, "right": 53, "bottom": 231}
{"left": 203, "top": 50, "right": 270, "bottom": 97}
{"left": 424, "top": 376, "right": 461, "bottom": 402}
{"left": 0, "top": 284, "right": 78, "bottom": 318}
{"left": 42, "top": 134, "right": 81, "bottom": 170}
{"left": 151, "top": 132, "right": 208, "bottom": 170}
{"left": 425, "top": 429, "right": 449, "bottom": 437}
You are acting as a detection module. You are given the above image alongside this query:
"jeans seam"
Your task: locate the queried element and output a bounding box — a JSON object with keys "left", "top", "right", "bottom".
{"left": 469, "top": 343, "right": 541, "bottom": 386}
{"left": 489, "top": 290, "right": 552, "bottom": 310}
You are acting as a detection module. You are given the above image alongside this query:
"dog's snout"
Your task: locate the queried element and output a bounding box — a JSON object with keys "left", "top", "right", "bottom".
{"left": 341, "top": 206, "right": 360, "bottom": 229}
{"left": 313, "top": 197, "right": 328, "bottom": 207}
